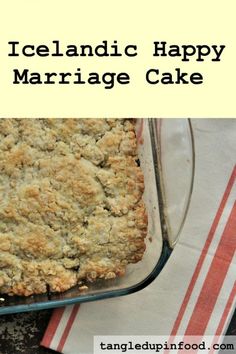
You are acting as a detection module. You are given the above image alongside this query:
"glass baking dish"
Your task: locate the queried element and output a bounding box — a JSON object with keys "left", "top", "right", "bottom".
{"left": 0, "top": 119, "right": 194, "bottom": 315}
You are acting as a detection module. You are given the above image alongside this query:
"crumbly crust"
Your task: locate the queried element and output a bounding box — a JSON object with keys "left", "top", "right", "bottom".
{"left": 0, "top": 119, "right": 147, "bottom": 296}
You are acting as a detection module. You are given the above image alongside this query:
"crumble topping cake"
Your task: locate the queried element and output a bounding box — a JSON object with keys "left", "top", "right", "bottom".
{"left": 0, "top": 119, "right": 147, "bottom": 296}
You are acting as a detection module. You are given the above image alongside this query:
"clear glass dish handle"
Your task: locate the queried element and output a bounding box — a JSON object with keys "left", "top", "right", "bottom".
{"left": 153, "top": 119, "right": 195, "bottom": 248}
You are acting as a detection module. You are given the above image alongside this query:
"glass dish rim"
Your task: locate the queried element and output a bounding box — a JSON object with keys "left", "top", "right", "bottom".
{"left": 0, "top": 118, "right": 195, "bottom": 315}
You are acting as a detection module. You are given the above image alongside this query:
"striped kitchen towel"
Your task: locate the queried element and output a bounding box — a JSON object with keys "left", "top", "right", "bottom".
{"left": 41, "top": 119, "right": 236, "bottom": 354}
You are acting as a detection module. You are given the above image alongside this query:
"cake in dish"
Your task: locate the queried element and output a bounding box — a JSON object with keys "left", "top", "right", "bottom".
{"left": 0, "top": 119, "right": 147, "bottom": 296}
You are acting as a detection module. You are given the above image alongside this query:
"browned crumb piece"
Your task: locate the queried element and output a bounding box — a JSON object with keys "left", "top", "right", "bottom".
{"left": 78, "top": 285, "right": 89, "bottom": 292}
{"left": 0, "top": 119, "right": 147, "bottom": 296}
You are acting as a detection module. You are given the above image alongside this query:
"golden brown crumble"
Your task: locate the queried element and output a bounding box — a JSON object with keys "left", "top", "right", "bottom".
{"left": 0, "top": 119, "right": 147, "bottom": 296}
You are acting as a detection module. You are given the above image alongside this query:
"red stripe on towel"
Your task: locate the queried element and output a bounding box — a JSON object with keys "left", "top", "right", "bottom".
{"left": 56, "top": 305, "right": 80, "bottom": 352}
{"left": 171, "top": 166, "right": 236, "bottom": 336}
{"left": 209, "top": 282, "right": 236, "bottom": 354}
{"left": 185, "top": 202, "right": 236, "bottom": 335}
{"left": 215, "top": 282, "right": 236, "bottom": 336}
{"left": 41, "top": 307, "right": 65, "bottom": 347}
